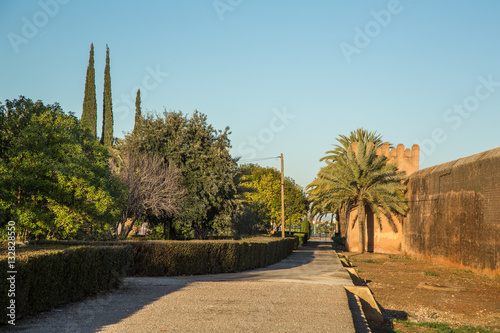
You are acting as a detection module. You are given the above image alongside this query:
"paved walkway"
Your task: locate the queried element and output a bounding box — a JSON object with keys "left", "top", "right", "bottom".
{"left": 13, "top": 243, "right": 365, "bottom": 333}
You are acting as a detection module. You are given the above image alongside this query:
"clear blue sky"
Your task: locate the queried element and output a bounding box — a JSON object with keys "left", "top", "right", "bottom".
{"left": 1, "top": 0, "right": 499, "bottom": 188}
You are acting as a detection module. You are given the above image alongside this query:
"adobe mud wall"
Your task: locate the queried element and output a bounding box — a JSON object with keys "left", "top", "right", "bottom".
{"left": 403, "top": 147, "right": 500, "bottom": 275}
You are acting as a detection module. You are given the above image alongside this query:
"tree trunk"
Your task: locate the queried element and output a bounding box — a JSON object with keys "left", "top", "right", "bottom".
{"left": 358, "top": 203, "right": 366, "bottom": 253}
{"left": 338, "top": 205, "right": 347, "bottom": 237}
{"left": 163, "top": 220, "right": 167, "bottom": 240}
{"left": 168, "top": 217, "right": 176, "bottom": 240}
{"left": 122, "top": 217, "right": 138, "bottom": 240}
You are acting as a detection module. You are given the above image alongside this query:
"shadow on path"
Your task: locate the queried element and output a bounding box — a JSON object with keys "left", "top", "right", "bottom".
{"left": 11, "top": 242, "right": 354, "bottom": 333}
{"left": 9, "top": 281, "right": 185, "bottom": 332}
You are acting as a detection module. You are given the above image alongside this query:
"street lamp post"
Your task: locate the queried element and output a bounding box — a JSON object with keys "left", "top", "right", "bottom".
{"left": 280, "top": 153, "right": 285, "bottom": 238}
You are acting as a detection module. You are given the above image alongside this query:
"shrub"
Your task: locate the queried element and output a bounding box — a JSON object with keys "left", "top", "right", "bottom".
{"left": 293, "top": 233, "right": 307, "bottom": 247}
{"left": 332, "top": 236, "right": 346, "bottom": 246}
{"left": 28, "top": 238, "right": 297, "bottom": 277}
{"left": 129, "top": 241, "right": 240, "bottom": 276}
{"left": 0, "top": 245, "right": 130, "bottom": 324}
{"left": 128, "top": 237, "right": 295, "bottom": 277}
{"left": 0, "top": 237, "right": 296, "bottom": 324}
{"left": 300, "top": 218, "right": 311, "bottom": 240}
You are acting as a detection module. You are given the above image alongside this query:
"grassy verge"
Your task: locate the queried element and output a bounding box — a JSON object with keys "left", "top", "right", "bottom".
{"left": 392, "top": 320, "right": 497, "bottom": 333}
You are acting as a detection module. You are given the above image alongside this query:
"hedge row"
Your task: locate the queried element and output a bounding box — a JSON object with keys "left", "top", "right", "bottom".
{"left": 29, "top": 237, "right": 297, "bottom": 277}
{"left": 292, "top": 233, "right": 307, "bottom": 247}
{"left": 128, "top": 237, "right": 296, "bottom": 276}
{"left": 1, "top": 237, "right": 295, "bottom": 324}
{"left": 0, "top": 245, "right": 131, "bottom": 324}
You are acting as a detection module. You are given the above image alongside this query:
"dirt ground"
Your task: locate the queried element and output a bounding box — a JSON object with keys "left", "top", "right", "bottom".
{"left": 339, "top": 251, "right": 500, "bottom": 332}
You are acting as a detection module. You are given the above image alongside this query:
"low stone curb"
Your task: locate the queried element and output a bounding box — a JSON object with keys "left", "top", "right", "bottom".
{"left": 344, "top": 286, "right": 384, "bottom": 323}
{"left": 337, "top": 251, "right": 385, "bottom": 331}
{"left": 346, "top": 289, "right": 372, "bottom": 333}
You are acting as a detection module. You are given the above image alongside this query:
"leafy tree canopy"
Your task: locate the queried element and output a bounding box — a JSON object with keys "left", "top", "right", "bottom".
{"left": 0, "top": 97, "right": 125, "bottom": 240}
{"left": 238, "top": 164, "right": 308, "bottom": 233}
{"left": 123, "top": 109, "right": 239, "bottom": 239}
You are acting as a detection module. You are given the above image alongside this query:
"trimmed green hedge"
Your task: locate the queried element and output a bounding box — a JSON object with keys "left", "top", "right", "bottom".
{"left": 128, "top": 237, "right": 295, "bottom": 276}
{"left": 31, "top": 237, "right": 296, "bottom": 277}
{"left": 293, "top": 233, "right": 307, "bottom": 247}
{"left": 1, "top": 237, "right": 295, "bottom": 323}
{"left": 0, "top": 245, "right": 130, "bottom": 324}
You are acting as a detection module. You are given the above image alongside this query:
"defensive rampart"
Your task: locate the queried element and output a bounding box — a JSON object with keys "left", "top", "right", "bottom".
{"left": 402, "top": 147, "right": 500, "bottom": 275}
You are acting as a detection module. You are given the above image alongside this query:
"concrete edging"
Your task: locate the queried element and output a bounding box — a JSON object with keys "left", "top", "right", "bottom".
{"left": 337, "top": 252, "right": 385, "bottom": 327}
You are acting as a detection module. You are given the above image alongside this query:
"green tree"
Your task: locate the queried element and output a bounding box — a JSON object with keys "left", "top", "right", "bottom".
{"left": 309, "top": 128, "right": 388, "bottom": 237}
{"left": 133, "top": 89, "right": 141, "bottom": 134}
{"left": 300, "top": 218, "right": 311, "bottom": 239}
{"left": 316, "top": 220, "right": 334, "bottom": 234}
{"left": 81, "top": 43, "right": 97, "bottom": 136}
{"left": 320, "top": 127, "right": 385, "bottom": 162}
{"left": 0, "top": 97, "right": 125, "bottom": 240}
{"left": 101, "top": 45, "right": 113, "bottom": 147}
{"left": 238, "top": 164, "right": 308, "bottom": 234}
{"left": 232, "top": 166, "right": 271, "bottom": 235}
{"left": 308, "top": 141, "right": 408, "bottom": 253}
{"left": 123, "top": 109, "right": 239, "bottom": 239}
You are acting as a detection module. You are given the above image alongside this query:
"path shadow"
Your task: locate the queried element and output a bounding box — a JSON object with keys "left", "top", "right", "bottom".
{"left": 10, "top": 281, "right": 186, "bottom": 332}
{"left": 361, "top": 307, "right": 409, "bottom": 333}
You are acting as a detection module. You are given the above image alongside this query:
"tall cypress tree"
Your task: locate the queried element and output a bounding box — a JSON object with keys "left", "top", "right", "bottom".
{"left": 81, "top": 43, "right": 97, "bottom": 136}
{"left": 133, "top": 89, "right": 141, "bottom": 134}
{"left": 101, "top": 45, "right": 113, "bottom": 146}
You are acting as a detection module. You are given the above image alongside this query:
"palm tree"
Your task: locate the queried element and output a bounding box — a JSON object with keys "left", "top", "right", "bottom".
{"left": 320, "top": 128, "right": 386, "bottom": 162}
{"left": 308, "top": 141, "right": 408, "bottom": 253}
{"left": 308, "top": 128, "right": 389, "bottom": 237}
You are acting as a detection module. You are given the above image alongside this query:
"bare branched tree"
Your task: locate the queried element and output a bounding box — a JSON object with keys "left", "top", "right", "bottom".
{"left": 114, "top": 151, "right": 185, "bottom": 239}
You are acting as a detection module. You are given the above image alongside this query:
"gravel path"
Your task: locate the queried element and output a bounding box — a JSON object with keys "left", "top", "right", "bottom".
{"left": 9, "top": 242, "right": 364, "bottom": 333}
